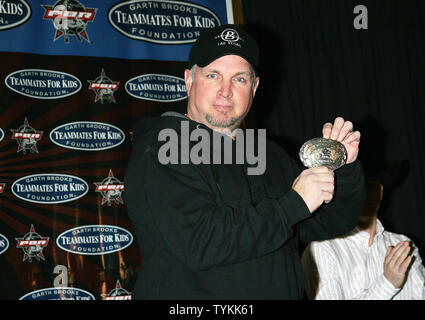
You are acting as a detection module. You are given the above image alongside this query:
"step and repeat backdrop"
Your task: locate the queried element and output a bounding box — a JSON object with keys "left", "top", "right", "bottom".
{"left": 0, "top": 0, "right": 234, "bottom": 300}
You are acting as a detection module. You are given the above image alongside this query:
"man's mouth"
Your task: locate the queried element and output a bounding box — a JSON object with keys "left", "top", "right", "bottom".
{"left": 213, "top": 104, "right": 233, "bottom": 113}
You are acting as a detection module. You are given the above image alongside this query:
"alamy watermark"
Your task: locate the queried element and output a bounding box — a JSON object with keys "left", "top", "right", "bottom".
{"left": 157, "top": 121, "right": 266, "bottom": 175}
{"left": 53, "top": 265, "right": 68, "bottom": 287}
{"left": 353, "top": 5, "right": 368, "bottom": 30}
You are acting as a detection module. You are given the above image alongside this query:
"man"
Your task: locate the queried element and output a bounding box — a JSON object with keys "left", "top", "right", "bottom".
{"left": 302, "top": 174, "right": 425, "bottom": 299}
{"left": 124, "top": 24, "right": 365, "bottom": 299}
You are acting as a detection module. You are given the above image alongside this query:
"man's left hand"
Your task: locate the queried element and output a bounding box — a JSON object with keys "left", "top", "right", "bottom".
{"left": 322, "top": 117, "right": 361, "bottom": 164}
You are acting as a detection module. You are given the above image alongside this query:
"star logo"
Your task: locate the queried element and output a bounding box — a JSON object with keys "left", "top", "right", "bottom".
{"left": 11, "top": 118, "right": 43, "bottom": 154}
{"left": 101, "top": 280, "right": 132, "bottom": 300}
{"left": 88, "top": 69, "right": 120, "bottom": 104}
{"left": 42, "top": 0, "right": 97, "bottom": 43}
{"left": 16, "top": 225, "right": 49, "bottom": 262}
{"left": 94, "top": 169, "right": 124, "bottom": 206}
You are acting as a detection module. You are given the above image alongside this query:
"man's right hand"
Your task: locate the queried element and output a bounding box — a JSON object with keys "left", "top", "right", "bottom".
{"left": 292, "top": 166, "right": 335, "bottom": 213}
{"left": 384, "top": 241, "right": 412, "bottom": 289}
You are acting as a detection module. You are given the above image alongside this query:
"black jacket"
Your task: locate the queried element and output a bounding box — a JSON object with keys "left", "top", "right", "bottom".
{"left": 124, "top": 112, "right": 365, "bottom": 299}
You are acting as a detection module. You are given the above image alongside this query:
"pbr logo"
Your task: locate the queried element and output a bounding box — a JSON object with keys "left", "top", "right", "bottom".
{"left": 102, "top": 280, "right": 132, "bottom": 300}
{"left": 88, "top": 69, "right": 120, "bottom": 104}
{"left": 11, "top": 117, "right": 43, "bottom": 154}
{"left": 94, "top": 169, "right": 124, "bottom": 206}
{"left": 15, "top": 224, "right": 49, "bottom": 262}
{"left": 41, "top": 0, "right": 97, "bottom": 43}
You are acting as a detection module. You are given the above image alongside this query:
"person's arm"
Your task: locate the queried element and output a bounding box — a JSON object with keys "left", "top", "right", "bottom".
{"left": 350, "top": 275, "right": 400, "bottom": 300}
{"left": 297, "top": 160, "right": 365, "bottom": 243}
{"left": 295, "top": 117, "right": 365, "bottom": 242}
{"left": 351, "top": 241, "right": 425, "bottom": 300}
{"left": 403, "top": 242, "right": 425, "bottom": 299}
{"left": 125, "top": 139, "right": 311, "bottom": 271}
{"left": 302, "top": 242, "right": 399, "bottom": 300}
{"left": 302, "top": 242, "right": 345, "bottom": 299}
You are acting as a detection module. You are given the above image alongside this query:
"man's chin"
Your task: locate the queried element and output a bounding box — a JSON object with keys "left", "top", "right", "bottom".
{"left": 205, "top": 114, "right": 238, "bottom": 129}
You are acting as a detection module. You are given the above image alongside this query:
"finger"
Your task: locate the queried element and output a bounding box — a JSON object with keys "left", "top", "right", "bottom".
{"left": 385, "top": 243, "right": 402, "bottom": 263}
{"left": 387, "top": 242, "right": 406, "bottom": 258}
{"left": 388, "top": 242, "right": 409, "bottom": 265}
{"left": 301, "top": 174, "right": 334, "bottom": 188}
{"left": 316, "top": 173, "right": 335, "bottom": 184}
{"left": 330, "top": 117, "right": 345, "bottom": 140}
{"left": 393, "top": 244, "right": 411, "bottom": 268}
{"left": 336, "top": 121, "right": 353, "bottom": 142}
{"left": 322, "top": 190, "right": 334, "bottom": 203}
{"left": 385, "top": 246, "right": 393, "bottom": 264}
{"left": 318, "top": 181, "right": 335, "bottom": 194}
{"left": 317, "top": 173, "right": 335, "bottom": 186}
{"left": 322, "top": 123, "right": 333, "bottom": 139}
{"left": 399, "top": 255, "right": 413, "bottom": 273}
{"left": 309, "top": 166, "right": 334, "bottom": 174}
{"left": 343, "top": 131, "right": 361, "bottom": 144}
{"left": 308, "top": 171, "right": 334, "bottom": 184}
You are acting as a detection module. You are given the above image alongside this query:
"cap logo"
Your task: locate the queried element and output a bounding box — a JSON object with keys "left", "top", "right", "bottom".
{"left": 220, "top": 28, "right": 239, "bottom": 43}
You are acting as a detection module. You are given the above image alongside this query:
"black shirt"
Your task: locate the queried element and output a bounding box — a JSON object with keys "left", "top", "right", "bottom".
{"left": 124, "top": 113, "right": 365, "bottom": 299}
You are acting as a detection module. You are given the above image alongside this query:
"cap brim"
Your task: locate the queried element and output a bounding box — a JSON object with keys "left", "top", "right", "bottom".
{"left": 195, "top": 52, "right": 258, "bottom": 74}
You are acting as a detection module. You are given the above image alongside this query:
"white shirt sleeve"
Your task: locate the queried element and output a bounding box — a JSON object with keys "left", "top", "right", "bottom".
{"left": 302, "top": 241, "right": 400, "bottom": 300}
{"left": 302, "top": 242, "right": 345, "bottom": 300}
{"left": 350, "top": 274, "right": 399, "bottom": 300}
{"left": 408, "top": 246, "right": 425, "bottom": 300}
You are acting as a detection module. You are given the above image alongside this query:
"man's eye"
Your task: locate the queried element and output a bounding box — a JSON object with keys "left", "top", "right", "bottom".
{"left": 207, "top": 74, "right": 217, "bottom": 79}
{"left": 234, "top": 77, "right": 246, "bottom": 82}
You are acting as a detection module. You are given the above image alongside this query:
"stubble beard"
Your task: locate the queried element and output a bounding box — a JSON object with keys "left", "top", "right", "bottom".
{"left": 205, "top": 113, "right": 240, "bottom": 129}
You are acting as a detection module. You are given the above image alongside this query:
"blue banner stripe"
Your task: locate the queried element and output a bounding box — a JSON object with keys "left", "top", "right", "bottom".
{"left": 0, "top": 0, "right": 232, "bottom": 61}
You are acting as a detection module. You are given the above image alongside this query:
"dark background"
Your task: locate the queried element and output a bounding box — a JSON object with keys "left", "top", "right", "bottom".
{"left": 241, "top": 0, "right": 425, "bottom": 259}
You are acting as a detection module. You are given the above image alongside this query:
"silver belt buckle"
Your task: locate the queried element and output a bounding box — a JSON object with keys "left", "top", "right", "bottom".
{"left": 299, "top": 137, "right": 347, "bottom": 170}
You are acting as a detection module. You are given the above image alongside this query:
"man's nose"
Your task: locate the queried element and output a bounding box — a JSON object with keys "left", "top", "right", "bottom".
{"left": 218, "top": 79, "right": 233, "bottom": 98}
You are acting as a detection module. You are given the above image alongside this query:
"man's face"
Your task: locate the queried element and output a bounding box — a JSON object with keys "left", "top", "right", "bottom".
{"left": 184, "top": 55, "right": 259, "bottom": 132}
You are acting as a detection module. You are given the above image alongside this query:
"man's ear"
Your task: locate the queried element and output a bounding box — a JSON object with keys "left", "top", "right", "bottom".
{"left": 252, "top": 77, "right": 260, "bottom": 98}
{"left": 184, "top": 69, "right": 193, "bottom": 97}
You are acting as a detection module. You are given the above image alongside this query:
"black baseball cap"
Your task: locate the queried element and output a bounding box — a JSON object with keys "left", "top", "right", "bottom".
{"left": 188, "top": 24, "right": 259, "bottom": 74}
